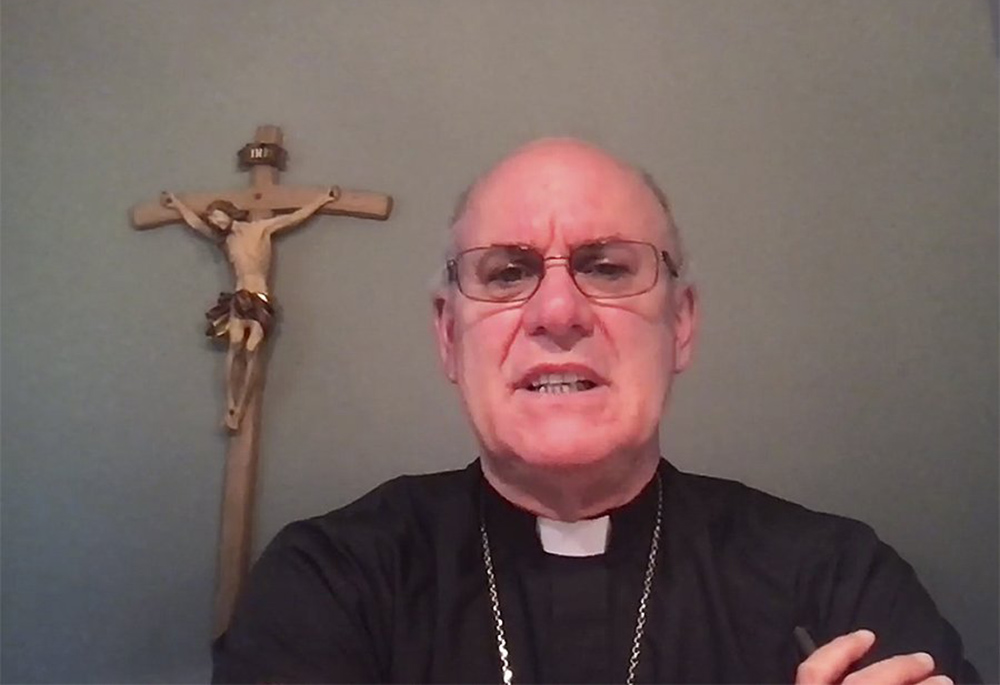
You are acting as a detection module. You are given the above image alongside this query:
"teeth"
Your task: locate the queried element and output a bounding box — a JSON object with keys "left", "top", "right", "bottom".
{"left": 535, "top": 373, "right": 584, "bottom": 386}
{"left": 525, "top": 372, "right": 598, "bottom": 393}
{"left": 535, "top": 381, "right": 592, "bottom": 394}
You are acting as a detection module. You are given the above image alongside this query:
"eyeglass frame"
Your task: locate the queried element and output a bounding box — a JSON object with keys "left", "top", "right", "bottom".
{"left": 445, "top": 239, "right": 681, "bottom": 303}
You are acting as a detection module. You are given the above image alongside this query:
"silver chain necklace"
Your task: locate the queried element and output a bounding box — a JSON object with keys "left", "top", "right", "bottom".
{"left": 479, "top": 474, "right": 663, "bottom": 685}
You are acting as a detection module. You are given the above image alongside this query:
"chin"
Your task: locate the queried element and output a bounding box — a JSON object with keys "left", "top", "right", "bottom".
{"left": 509, "top": 425, "right": 624, "bottom": 470}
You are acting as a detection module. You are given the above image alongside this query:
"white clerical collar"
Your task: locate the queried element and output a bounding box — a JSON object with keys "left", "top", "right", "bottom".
{"left": 536, "top": 515, "right": 611, "bottom": 557}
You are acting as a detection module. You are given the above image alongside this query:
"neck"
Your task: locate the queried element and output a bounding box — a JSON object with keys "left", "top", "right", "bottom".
{"left": 481, "top": 448, "right": 660, "bottom": 521}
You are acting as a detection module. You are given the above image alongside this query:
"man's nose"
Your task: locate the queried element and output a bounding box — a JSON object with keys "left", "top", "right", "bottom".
{"left": 521, "top": 260, "right": 596, "bottom": 348}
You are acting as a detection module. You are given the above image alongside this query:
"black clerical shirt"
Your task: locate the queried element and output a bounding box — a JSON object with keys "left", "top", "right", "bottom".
{"left": 212, "top": 460, "right": 979, "bottom": 683}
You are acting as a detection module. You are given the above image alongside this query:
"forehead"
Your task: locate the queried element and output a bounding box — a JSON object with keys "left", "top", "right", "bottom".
{"left": 454, "top": 141, "right": 670, "bottom": 251}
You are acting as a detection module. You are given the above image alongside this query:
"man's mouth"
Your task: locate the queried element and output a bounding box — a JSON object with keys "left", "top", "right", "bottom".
{"left": 522, "top": 372, "right": 600, "bottom": 394}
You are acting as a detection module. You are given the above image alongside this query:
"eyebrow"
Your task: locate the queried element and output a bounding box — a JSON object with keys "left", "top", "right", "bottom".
{"left": 470, "top": 234, "right": 637, "bottom": 251}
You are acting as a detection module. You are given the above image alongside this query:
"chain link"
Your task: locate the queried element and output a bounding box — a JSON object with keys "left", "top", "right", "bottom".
{"left": 481, "top": 517, "right": 514, "bottom": 685}
{"left": 480, "top": 473, "right": 663, "bottom": 685}
{"left": 626, "top": 474, "right": 662, "bottom": 685}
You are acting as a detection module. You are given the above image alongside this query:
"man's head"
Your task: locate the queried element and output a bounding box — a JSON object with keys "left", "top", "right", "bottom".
{"left": 434, "top": 139, "right": 697, "bottom": 498}
{"left": 203, "top": 200, "right": 248, "bottom": 235}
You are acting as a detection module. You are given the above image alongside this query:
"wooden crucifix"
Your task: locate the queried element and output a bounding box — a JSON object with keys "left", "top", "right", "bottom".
{"left": 130, "top": 125, "right": 392, "bottom": 636}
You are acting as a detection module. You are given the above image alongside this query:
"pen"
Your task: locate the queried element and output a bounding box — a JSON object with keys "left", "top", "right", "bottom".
{"left": 794, "top": 626, "right": 818, "bottom": 658}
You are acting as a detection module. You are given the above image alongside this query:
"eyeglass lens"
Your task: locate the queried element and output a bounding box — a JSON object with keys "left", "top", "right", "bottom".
{"left": 458, "top": 241, "right": 659, "bottom": 302}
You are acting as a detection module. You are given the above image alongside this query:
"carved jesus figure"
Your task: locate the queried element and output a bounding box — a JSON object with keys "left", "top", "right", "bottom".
{"left": 162, "top": 188, "right": 338, "bottom": 430}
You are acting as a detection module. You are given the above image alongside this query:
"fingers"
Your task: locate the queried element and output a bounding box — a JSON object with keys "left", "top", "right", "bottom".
{"left": 796, "top": 629, "right": 945, "bottom": 685}
{"left": 797, "top": 629, "right": 876, "bottom": 684}
{"left": 842, "top": 652, "right": 938, "bottom": 685}
{"left": 915, "top": 677, "right": 953, "bottom": 685}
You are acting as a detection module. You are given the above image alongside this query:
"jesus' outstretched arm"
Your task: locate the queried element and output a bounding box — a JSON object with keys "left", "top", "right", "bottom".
{"left": 261, "top": 187, "right": 339, "bottom": 237}
{"left": 161, "top": 192, "right": 217, "bottom": 241}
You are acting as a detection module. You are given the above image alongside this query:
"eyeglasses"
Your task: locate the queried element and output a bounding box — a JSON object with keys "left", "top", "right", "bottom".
{"left": 446, "top": 239, "right": 680, "bottom": 303}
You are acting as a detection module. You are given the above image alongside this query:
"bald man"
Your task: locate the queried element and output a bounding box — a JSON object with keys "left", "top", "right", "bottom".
{"left": 212, "top": 140, "right": 978, "bottom": 684}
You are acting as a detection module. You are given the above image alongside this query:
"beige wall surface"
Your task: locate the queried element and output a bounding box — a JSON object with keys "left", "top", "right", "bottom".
{"left": 1, "top": 1, "right": 996, "bottom": 681}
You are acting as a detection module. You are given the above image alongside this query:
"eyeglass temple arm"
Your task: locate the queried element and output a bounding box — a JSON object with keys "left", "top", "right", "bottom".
{"left": 661, "top": 251, "right": 680, "bottom": 279}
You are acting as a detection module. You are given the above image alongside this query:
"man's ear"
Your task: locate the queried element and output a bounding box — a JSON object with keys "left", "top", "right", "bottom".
{"left": 433, "top": 291, "right": 458, "bottom": 383}
{"left": 672, "top": 283, "right": 698, "bottom": 373}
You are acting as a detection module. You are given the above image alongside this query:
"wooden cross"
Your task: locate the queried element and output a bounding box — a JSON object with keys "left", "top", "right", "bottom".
{"left": 130, "top": 125, "right": 392, "bottom": 636}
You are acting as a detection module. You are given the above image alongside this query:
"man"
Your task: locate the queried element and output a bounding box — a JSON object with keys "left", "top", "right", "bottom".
{"left": 162, "top": 189, "right": 337, "bottom": 430}
{"left": 212, "top": 140, "right": 978, "bottom": 683}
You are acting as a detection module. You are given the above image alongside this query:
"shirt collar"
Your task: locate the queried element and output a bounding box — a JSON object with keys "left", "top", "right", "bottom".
{"left": 477, "top": 459, "right": 668, "bottom": 565}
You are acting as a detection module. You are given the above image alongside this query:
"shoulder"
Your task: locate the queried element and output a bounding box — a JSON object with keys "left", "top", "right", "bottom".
{"left": 663, "top": 466, "right": 978, "bottom": 679}
{"left": 216, "top": 467, "right": 476, "bottom": 683}
{"left": 231, "top": 465, "right": 477, "bottom": 647}
{"left": 266, "top": 464, "right": 477, "bottom": 564}
{"left": 662, "top": 464, "right": 891, "bottom": 600}
{"left": 317, "top": 464, "right": 474, "bottom": 526}
{"left": 665, "top": 464, "right": 875, "bottom": 548}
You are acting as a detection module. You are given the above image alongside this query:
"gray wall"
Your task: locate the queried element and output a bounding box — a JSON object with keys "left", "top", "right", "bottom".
{"left": 2, "top": 1, "right": 996, "bottom": 682}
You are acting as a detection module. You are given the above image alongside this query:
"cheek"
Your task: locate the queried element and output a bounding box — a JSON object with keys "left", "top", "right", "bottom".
{"left": 451, "top": 312, "right": 524, "bottom": 450}
{"left": 454, "top": 310, "right": 518, "bottom": 391}
{"left": 600, "top": 311, "right": 675, "bottom": 407}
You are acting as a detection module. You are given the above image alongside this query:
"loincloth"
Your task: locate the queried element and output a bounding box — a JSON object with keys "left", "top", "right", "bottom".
{"left": 205, "top": 290, "right": 277, "bottom": 339}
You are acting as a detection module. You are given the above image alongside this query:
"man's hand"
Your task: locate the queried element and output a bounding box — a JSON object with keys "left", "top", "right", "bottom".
{"left": 796, "top": 630, "right": 952, "bottom": 685}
